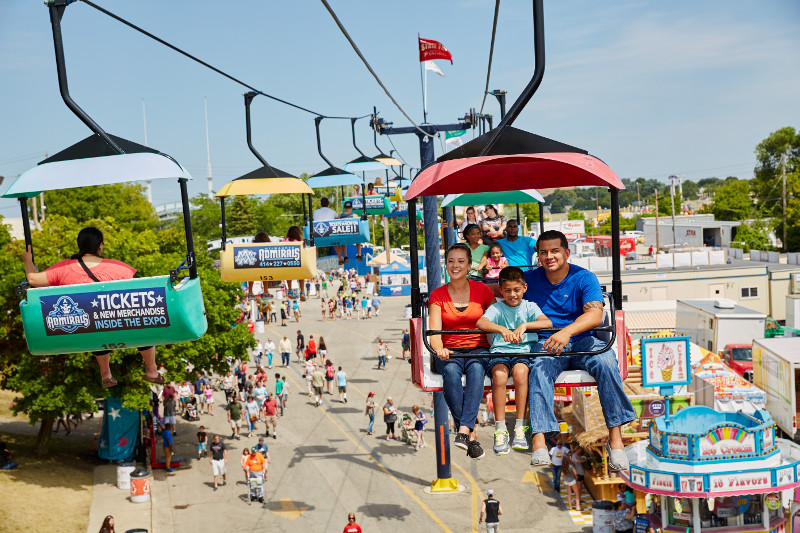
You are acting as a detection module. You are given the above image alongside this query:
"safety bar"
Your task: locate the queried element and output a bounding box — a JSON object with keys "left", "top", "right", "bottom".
{"left": 419, "top": 290, "right": 617, "bottom": 359}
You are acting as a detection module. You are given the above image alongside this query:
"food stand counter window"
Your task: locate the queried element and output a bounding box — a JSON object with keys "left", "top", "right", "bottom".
{"left": 667, "top": 494, "right": 778, "bottom": 530}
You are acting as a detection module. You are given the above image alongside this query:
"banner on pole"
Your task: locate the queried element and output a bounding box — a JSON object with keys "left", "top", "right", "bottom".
{"left": 419, "top": 38, "right": 453, "bottom": 64}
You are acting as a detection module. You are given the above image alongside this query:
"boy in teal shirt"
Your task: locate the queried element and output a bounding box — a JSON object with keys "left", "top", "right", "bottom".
{"left": 477, "top": 266, "right": 551, "bottom": 455}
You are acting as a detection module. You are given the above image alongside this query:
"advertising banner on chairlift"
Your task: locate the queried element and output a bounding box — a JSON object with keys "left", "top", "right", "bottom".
{"left": 232, "top": 244, "right": 302, "bottom": 269}
{"left": 312, "top": 219, "right": 360, "bottom": 238}
{"left": 347, "top": 196, "right": 386, "bottom": 212}
{"left": 40, "top": 287, "right": 170, "bottom": 336}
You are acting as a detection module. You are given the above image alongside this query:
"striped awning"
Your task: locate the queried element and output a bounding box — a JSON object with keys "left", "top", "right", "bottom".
{"left": 624, "top": 311, "right": 676, "bottom": 332}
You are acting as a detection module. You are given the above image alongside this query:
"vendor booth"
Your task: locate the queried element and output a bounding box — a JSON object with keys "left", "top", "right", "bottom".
{"left": 620, "top": 406, "right": 800, "bottom": 532}
{"left": 378, "top": 260, "right": 411, "bottom": 297}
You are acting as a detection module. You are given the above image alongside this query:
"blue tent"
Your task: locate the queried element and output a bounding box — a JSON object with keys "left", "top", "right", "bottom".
{"left": 379, "top": 261, "right": 412, "bottom": 297}
{"left": 98, "top": 396, "right": 139, "bottom": 461}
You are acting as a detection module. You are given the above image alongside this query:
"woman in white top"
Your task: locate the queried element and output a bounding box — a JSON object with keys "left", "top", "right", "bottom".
{"left": 178, "top": 382, "right": 192, "bottom": 414}
{"left": 457, "top": 205, "right": 481, "bottom": 239}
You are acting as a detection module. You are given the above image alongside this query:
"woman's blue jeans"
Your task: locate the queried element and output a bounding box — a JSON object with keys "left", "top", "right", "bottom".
{"left": 528, "top": 336, "right": 636, "bottom": 439}
{"left": 368, "top": 413, "right": 375, "bottom": 433}
{"left": 267, "top": 352, "right": 273, "bottom": 366}
{"left": 433, "top": 348, "right": 488, "bottom": 432}
{"left": 247, "top": 416, "right": 256, "bottom": 433}
{"left": 378, "top": 355, "right": 386, "bottom": 368}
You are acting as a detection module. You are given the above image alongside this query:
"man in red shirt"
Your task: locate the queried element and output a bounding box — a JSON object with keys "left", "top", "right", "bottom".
{"left": 262, "top": 392, "right": 280, "bottom": 439}
{"left": 342, "top": 513, "right": 362, "bottom": 533}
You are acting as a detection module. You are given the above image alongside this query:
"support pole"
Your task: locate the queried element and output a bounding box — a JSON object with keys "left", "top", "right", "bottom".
{"left": 179, "top": 178, "right": 198, "bottom": 279}
{"left": 538, "top": 203, "right": 545, "bottom": 236}
{"left": 408, "top": 199, "right": 420, "bottom": 313}
{"left": 654, "top": 189, "right": 660, "bottom": 254}
{"left": 610, "top": 189, "right": 622, "bottom": 310}
{"left": 19, "top": 197, "right": 33, "bottom": 264}
{"left": 220, "top": 197, "right": 227, "bottom": 251}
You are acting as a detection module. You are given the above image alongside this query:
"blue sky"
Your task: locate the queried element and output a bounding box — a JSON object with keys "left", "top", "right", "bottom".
{"left": 1, "top": 0, "right": 798, "bottom": 215}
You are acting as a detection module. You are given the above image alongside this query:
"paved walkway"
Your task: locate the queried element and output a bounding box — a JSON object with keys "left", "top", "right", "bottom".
{"left": 84, "top": 285, "right": 591, "bottom": 533}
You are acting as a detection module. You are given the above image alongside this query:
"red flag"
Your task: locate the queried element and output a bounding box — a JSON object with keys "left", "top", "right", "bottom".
{"left": 418, "top": 37, "right": 453, "bottom": 64}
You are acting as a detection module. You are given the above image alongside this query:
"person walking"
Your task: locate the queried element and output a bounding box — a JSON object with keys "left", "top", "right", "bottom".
{"left": 209, "top": 434, "right": 227, "bottom": 490}
{"left": 343, "top": 513, "right": 363, "bottom": 533}
{"left": 225, "top": 398, "right": 243, "bottom": 440}
{"left": 383, "top": 397, "right": 397, "bottom": 440}
{"left": 296, "top": 330, "right": 305, "bottom": 363}
{"left": 318, "top": 336, "right": 328, "bottom": 360}
{"left": 324, "top": 360, "right": 335, "bottom": 395}
{"left": 401, "top": 329, "right": 410, "bottom": 360}
{"left": 479, "top": 489, "right": 503, "bottom": 533}
{"left": 265, "top": 338, "right": 276, "bottom": 369}
{"left": 274, "top": 374, "right": 285, "bottom": 416}
{"left": 321, "top": 298, "right": 328, "bottom": 321}
{"left": 371, "top": 293, "right": 381, "bottom": 317}
{"left": 307, "top": 335, "right": 317, "bottom": 363}
{"left": 161, "top": 423, "right": 174, "bottom": 472}
{"left": 244, "top": 395, "right": 259, "bottom": 437}
{"left": 365, "top": 392, "right": 376, "bottom": 435}
{"left": 549, "top": 440, "right": 568, "bottom": 492}
{"left": 253, "top": 341, "right": 263, "bottom": 366}
{"left": 377, "top": 339, "right": 388, "bottom": 370}
{"left": 336, "top": 366, "right": 348, "bottom": 403}
{"left": 571, "top": 444, "right": 587, "bottom": 504}
{"left": 311, "top": 365, "right": 325, "bottom": 407}
{"left": 563, "top": 454, "right": 581, "bottom": 511}
{"left": 279, "top": 336, "right": 292, "bottom": 367}
{"left": 412, "top": 405, "right": 427, "bottom": 450}
{"left": 262, "top": 392, "right": 279, "bottom": 439}
{"left": 280, "top": 375, "right": 290, "bottom": 412}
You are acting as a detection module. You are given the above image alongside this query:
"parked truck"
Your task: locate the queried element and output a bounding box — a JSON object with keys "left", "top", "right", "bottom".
{"left": 675, "top": 299, "right": 766, "bottom": 355}
{"left": 751, "top": 337, "right": 800, "bottom": 441}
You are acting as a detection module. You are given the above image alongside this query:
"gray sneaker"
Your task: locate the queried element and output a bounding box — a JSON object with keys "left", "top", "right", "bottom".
{"left": 530, "top": 448, "right": 551, "bottom": 467}
{"left": 493, "top": 430, "right": 510, "bottom": 455}
{"left": 512, "top": 426, "right": 529, "bottom": 450}
{"left": 606, "top": 442, "right": 629, "bottom": 472}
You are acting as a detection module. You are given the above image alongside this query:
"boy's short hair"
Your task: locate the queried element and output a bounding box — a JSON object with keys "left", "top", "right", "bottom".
{"left": 536, "top": 230, "right": 568, "bottom": 250}
{"left": 498, "top": 266, "right": 525, "bottom": 285}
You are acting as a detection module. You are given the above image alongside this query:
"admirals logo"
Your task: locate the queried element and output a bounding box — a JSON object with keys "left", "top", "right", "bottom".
{"left": 234, "top": 248, "right": 258, "bottom": 266}
{"left": 46, "top": 296, "right": 90, "bottom": 333}
{"left": 314, "top": 221, "right": 330, "bottom": 237}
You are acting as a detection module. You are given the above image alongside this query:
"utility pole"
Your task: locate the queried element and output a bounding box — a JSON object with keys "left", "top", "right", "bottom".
{"left": 669, "top": 175, "right": 678, "bottom": 246}
{"left": 781, "top": 152, "right": 788, "bottom": 251}
{"left": 654, "top": 189, "right": 660, "bottom": 254}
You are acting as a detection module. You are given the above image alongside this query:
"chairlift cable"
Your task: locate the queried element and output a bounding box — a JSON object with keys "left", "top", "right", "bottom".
{"left": 478, "top": 0, "right": 501, "bottom": 117}
{"left": 319, "top": 0, "right": 434, "bottom": 139}
{"left": 78, "top": 0, "right": 366, "bottom": 120}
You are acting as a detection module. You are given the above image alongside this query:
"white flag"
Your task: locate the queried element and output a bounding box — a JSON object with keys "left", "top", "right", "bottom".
{"left": 445, "top": 136, "right": 463, "bottom": 148}
{"left": 425, "top": 60, "right": 445, "bottom": 77}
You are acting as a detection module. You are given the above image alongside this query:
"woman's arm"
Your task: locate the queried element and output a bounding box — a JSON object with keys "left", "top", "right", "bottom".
{"left": 23, "top": 246, "right": 50, "bottom": 287}
{"left": 428, "top": 304, "right": 453, "bottom": 359}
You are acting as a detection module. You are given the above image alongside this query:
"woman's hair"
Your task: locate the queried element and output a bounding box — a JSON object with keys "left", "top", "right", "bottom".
{"left": 319, "top": 336, "right": 326, "bottom": 348}
{"left": 286, "top": 225, "right": 303, "bottom": 241}
{"left": 412, "top": 405, "right": 419, "bottom": 414}
{"left": 462, "top": 224, "right": 481, "bottom": 241}
{"left": 367, "top": 182, "right": 375, "bottom": 191}
{"left": 325, "top": 359, "right": 332, "bottom": 366}
{"left": 445, "top": 243, "right": 471, "bottom": 262}
{"left": 253, "top": 232, "right": 271, "bottom": 243}
{"left": 484, "top": 204, "right": 498, "bottom": 217}
{"left": 71, "top": 227, "right": 104, "bottom": 260}
{"left": 99, "top": 515, "right": 115, "bottom": 533}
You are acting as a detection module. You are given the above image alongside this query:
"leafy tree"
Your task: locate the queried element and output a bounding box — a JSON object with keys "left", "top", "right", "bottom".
{"left": 731, "top": 221, "right": 772, "bottom": 253}
{"left": 190, "top": 194, "right": 222, "bottom": 245}
{"left": 752, "top": 127, "right": 800, "bottom": 250}
{"left": 704, "top": 179, "right": 753, "bottom": 221}
{"left": 226, "top": 195, "right": 257, "bottom": 237}
{"left": 42, "top": 183, "right": 159, "bottom": 232}
{"left": 567, "top": 209, "right": 585, "bottom": 220}
{"left": 2, "top": 211, "right": 252, "bottom": 454}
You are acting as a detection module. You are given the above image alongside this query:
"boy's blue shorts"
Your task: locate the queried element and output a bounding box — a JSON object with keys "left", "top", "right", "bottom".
{"left": 487, "top": 356, "right": 531, "bottom": 373}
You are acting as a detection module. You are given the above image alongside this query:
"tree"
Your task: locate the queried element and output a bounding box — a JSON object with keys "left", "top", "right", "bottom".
{"left": 705, "top": 179, "right": 754, "bottom": 221}
{"left": 190, "top": 194, "right": 222, "bottom": 245}
{"left": 43, "top": 183, "right": 159, "bottom": 232}
{"left": 567, "top": 209, "right": 585, "bottom": 220}
{"left": 753, "top": 127, "right": 800, "bottom": 251}
{"left": 2, "top": 211, "right": 252, "bottom": 454}
{"left": 731, "top": 222, "right": 772, "bottom": 253}
{"left": 226, "top": 195, "right": 257, "bottom": 237}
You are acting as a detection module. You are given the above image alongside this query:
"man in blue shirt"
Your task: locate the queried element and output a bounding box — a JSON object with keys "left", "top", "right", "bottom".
{"left": 523, "top": 230, "right": 635, "bottom": 471}
{"left": 496, "top": 219, "right": 537, "bottom": 271}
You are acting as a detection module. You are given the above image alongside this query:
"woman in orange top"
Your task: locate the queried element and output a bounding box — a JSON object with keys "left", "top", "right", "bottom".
{"left": 428, "top": 243, "right": 495, "bottom": 460}
{"left": 23, "top": 227, "right": 164, "bottom": 388}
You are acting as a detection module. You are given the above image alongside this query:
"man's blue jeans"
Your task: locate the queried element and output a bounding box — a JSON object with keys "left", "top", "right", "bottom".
{"left": 552, "top": 464, "right": 562, "bottom": 492}
{"left": 281, "top": 352, "right": 290, "bottom": 366}
{"left": 528, "top": 336, "right": 635, "bottom": 439}
{"left": 433, "top": 348, "right": 488, "bottom": 432}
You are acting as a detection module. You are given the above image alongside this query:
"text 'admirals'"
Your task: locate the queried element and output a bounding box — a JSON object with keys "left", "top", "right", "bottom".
{"left": 41, "top": 287, "right": 170, "bottom": 336}
{"left": 233, "top": 244, "right": 302, "bottom": 269}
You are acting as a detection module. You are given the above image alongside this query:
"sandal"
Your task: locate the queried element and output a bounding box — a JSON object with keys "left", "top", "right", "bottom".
{"left": 101, "top": 377, "right": 118, "bottom": 388}
{"left": 143, "top": 374, "right": 165, "bottom": 385}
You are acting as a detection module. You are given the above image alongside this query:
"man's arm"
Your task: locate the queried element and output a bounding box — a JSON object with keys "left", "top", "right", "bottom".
{"left": 498, "top": 503, "right": 503, "bottom": 515}
{"left": 541, "top": 303, "right": 603, "bottom": 355}
{"left": 479, "top": 500, "right": 486, "bottom": 523}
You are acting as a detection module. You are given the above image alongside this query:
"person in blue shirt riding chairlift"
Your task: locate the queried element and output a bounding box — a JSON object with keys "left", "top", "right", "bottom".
{"left": 495, "top": 219, "right": 538, "bottom": 271}
{"left": 337, "top": 201, "right": 362, "bottom": 264}
{"left": 517, "top": 230, "right": 635, "bottom": 470}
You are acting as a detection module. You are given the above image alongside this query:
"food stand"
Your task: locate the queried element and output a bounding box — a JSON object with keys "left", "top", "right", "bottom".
{"left": 620, "top": 406, "right": 800, "bottom": 532}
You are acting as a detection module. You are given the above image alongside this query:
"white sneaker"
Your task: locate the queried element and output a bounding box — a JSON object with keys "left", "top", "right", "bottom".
{"left": 530, "top": 448, "right": 551, "bottom": 467}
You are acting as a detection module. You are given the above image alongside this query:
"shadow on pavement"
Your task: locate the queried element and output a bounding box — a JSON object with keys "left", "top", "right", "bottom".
{"left": 326, "top": 407, "right": 362, "bottom": 414}
{"left": 356, "top": 503, "right": 411, "bottom": 521}
{"left": 348, "top": 378, "right": 378, "bottom": 384}
{"left": 287, "top": 445, "right": 338, "bottom": 468}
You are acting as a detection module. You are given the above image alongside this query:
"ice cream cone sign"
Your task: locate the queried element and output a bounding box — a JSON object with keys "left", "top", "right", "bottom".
{"left": 641, "top": 336, "right": 691, "bottom": 388}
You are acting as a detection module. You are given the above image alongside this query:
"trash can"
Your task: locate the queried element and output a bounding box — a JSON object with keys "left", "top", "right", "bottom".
{"left": 116, "top": 460, "right": 136, "bottom": 490}
{"left": 129, "top": 469, "right": 151, "bottom": 503}
{"left": 592, "top": 500, "right": 615, "bottom": 533}
{"left": 255, "top": 320, "right": 265, "bottom": 333}
{"left": 404, "top": 304, "right": 412, "bottom": 319}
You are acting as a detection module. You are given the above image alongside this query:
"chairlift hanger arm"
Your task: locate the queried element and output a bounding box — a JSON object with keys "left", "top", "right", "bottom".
{"left": 314, "top": 117, "right": 338, "bottom": 170}
{"left": 244, "top": 91, "right": 274, "bottom": 173}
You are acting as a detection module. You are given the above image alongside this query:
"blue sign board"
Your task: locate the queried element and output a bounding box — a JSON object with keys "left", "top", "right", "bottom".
{"left": 40, "top": 287, "right": 170, "bottom": 336}
{"left": 232, "top": 244, "right": 302, "bottom": 269}
{"left": 312, "top": 219, "right": 360, "bottom": 238}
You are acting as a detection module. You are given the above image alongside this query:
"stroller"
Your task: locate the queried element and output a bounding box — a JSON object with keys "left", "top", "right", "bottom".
{"left": 248, "top": 473, "right": 265, "bottom": 504}
{"left": 183, "top": 398, "right": 199, "bottom": 421}
{"left": 398, "top": 412, "right": 418, "bottom": 446}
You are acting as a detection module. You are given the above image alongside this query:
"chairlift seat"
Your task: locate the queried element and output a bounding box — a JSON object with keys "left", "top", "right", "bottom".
{"left": 303, "top": 218, "right": 370, "bottom": 247}
{"left": 344, "top": 196, "right": 391, "bottom": 216}
{"left": 219, "top": 242, "right": 316, "bottom": 283}
{"left": 409, "top": 310, "right": 627, "bottom": 392}
{"left": 22, "top": 276, "right": 207, "bottom": 356}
